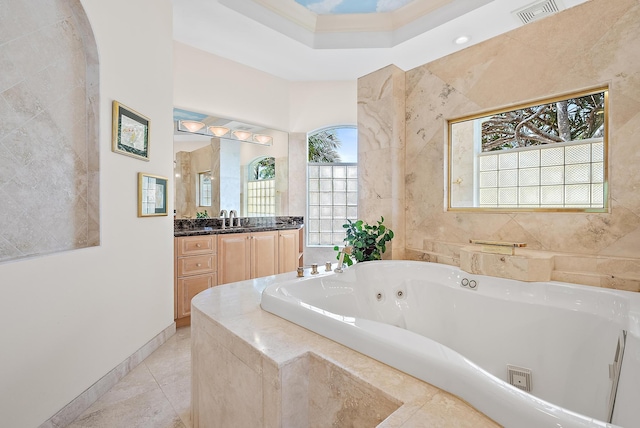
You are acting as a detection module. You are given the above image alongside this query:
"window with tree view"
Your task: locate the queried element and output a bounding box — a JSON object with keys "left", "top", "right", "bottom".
{"left": 449, "top": 88, "right": 607, "bottom": 211}
{"left": 307, "top": 126, "right": 357, "bottom": 246}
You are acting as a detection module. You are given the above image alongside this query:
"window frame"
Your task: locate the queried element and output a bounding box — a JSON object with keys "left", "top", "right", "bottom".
{"left": 447, "top": 87, "right": 609, "bottom": 213}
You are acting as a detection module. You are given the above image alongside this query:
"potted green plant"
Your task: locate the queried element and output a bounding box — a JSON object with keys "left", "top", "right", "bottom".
{"left": 333, "top": 216, "right": 394, "bottom": 266}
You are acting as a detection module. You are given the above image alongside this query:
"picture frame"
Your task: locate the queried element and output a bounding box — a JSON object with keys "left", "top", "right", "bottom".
{"left": 138, "top": 173, "right": 168, "bottom": 217}
{"left": 112, "top": 101, "right": 150, "bottom": 161}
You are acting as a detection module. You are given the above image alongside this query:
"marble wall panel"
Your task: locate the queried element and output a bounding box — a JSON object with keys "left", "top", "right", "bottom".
{"left": 460, "top": 248, "right": 554, "bottom": 282}
{"left": 357, "top": 0, "right": 640, "bottom": 285}
{"left": 174, "top": 151, "right": 193, "bottom": 218}
{"left": 358, "top": 65, "right": 406, "bottom": 259}
{"left": 280, "top": 353, "right": 310, "bottom": 427}
{"left": 193, "top": 319, "right": 263, "bottom": 428}
{"left": 307, "top": 353, "right": 400, "bottom": 427}
{"left": 275, "top": 156, "right": 289, "bottom": 215}
{"left": 0, "top": 0, "right": 99, "bottom": 263}
{"left": 288, "top": 132, "right": 307, "bottom": 216}
{"left": 261, "top": 357, "right": 281, "bottom": 428}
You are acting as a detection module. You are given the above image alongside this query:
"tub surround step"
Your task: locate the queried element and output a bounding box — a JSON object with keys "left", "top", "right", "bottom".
{"left": 191, "top": 273, "right": 499, "bottom": 428}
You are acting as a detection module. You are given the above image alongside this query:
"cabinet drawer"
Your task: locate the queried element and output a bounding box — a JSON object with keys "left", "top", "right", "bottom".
{"left": 177, "top": 235, "right": 216, "bottom": 256}
{"left": 177, "top": 254, "right": 216, "bottom": 276}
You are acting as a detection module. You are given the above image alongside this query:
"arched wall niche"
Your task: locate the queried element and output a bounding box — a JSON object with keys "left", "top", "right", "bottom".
{"left": 0, "top": 0, "right": 99, "bottom": 263}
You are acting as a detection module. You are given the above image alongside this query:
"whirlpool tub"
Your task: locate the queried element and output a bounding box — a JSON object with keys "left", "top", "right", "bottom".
{"left": 260, "top": 261, "right": 640, "bottom": 427}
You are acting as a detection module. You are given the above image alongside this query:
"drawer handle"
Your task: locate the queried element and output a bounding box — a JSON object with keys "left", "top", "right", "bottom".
{"left": 196, "top": 263, "right": 202, "bottom": 267}
{"left": 196, "top": 243, "right": 201, "bottom": 248}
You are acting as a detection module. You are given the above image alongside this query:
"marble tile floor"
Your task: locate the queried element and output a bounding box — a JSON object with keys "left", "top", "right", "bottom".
{"left": 67, "top": 326, "right": 192, "bottom": 428}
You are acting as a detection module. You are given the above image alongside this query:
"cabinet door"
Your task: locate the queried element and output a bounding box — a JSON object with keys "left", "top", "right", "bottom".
{"left": 177, "top": 273, "right": 216, "bottom": 318}
{"left": 278, "top": 229, "right": 300, "bottom": 274}
{"left": 218, "top": 233, "right": 250, "bottom": 284}
{"left": 251, "top": 231, "right": 278, "bottom": 279}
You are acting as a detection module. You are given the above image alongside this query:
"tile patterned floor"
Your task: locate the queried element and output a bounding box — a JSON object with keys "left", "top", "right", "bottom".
{"left": 68, "top": 327, "right": 192, "bottom": 428}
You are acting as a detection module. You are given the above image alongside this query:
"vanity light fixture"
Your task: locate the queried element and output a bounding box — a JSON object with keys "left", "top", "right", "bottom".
{"left": 177, "top": 120, "right": 270, "bottom": 144}
{"left": 253, "top": 134, "right": 273, "bottom": 145}
{"left": 454, "top": 35, "right": 471, "bottom": 45}
{"left": 179, "top": 120, "right": 206, "bottom": 132}
{"left": 208, "top": 126, "right": 230, "bottom": 137}
{"left": 232, "top": 130, "right": 252, "bottom": 141}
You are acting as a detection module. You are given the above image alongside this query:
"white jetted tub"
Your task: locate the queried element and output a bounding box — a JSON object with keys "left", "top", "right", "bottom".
{"left": 261, "top": 260, "right": 640, "bottom": 428}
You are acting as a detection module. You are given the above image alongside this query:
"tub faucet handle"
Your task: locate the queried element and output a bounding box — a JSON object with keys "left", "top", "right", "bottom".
{"left": 334, "top": 246, "right": 353, "bottom": 273}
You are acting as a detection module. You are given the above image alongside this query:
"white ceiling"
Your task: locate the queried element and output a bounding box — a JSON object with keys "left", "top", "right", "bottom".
{"left": 172, "top": 0, "right": 587, "bottom": 81}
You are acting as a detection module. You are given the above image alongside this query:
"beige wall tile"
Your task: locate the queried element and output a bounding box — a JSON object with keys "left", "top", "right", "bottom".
{"left": 357, "top": 0, "right": 640, "bottom": 285}
{"left": 0, "top": 0, "right": 99, "bottom": 262}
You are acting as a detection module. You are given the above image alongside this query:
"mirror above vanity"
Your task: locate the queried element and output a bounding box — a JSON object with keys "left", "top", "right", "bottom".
{"left": 448, "top": 88, "right": 608, "bottom": 212}
{"left": 173, "top": 108, "right": 290, "bottom": 219}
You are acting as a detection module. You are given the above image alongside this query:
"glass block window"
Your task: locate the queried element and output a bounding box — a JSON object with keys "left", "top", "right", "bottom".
{"left": 307, "top": 126, "right": 358, "bottom": 246}
{"left": 198, "top": 172, "right": 212, "bottom": 207}
{"left": 246, "top": 157, "right": 276, "bottom": 216}
{"left": 247, "top": 179, "right": 275, "bottom": 216}
{"left": 307, "top": 163, "right": 358, "bottom": 246}
{"left": 477, "top": 139, "right": 604, "bottom": 208}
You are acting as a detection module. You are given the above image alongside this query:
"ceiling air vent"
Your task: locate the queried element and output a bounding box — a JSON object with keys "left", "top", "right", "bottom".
{"left": 513, "top": 0, "right": 564, "bottom": 25}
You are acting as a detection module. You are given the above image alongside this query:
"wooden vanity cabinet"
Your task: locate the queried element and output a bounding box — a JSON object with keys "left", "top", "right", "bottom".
{"left": 215, "top": 227, "right": 303, "bottom": 285}
{"left": 251, "top": 231, "right": 279, "bottom": 279}
{"left": 278, "top": 229, "right": 300, "bottom": 274}
{"left": 218, "top": 231, "right": 279, "bottom": 284}
{"left": 217, "top": 233, "right": 251, "bottom": 285}
{"left": 174, "top": 235, "right": 217, "bottom": 326}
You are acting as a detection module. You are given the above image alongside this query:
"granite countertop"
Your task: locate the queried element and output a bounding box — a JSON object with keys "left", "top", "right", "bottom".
{"left": 174, "top": 215, "right": 304, "bottom": 237}
{"left": 174, "top": 223, "right": 303, "bottom": 237}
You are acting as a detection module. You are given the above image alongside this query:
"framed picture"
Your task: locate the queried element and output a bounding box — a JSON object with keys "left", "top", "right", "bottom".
{"left": 113, "top": 101, "right": 150, "bottom": 161}
{"left": 138, "top": 173, "right": 168, "bottom": 217}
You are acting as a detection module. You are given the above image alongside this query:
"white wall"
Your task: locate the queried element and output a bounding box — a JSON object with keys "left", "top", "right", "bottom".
{"left": 0, "top": 0, "right": 174, "bottom": 426}
{"left": 173, "top": 42, "right": 357, "bottom": 134}
{"left": 289, "top": 81, "right": 357, "bottom": 132}
{"left": 173, "top": 42, "right": 291, "bottom": 131}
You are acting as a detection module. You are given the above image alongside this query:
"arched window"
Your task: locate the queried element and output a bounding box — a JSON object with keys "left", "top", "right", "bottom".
{"left": 250, "top": 157, "right": 275, "bottom": 180}
{"left": 247, "top": 157, "right": 276, "bottom": 216}
{"left": 307, "top": 126, "right": 357, "bottom": 246}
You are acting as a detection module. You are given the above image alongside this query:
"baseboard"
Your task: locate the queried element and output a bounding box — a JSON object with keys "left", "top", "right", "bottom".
{"left": 39, "top": 322, "right": 176, "bottom": 428}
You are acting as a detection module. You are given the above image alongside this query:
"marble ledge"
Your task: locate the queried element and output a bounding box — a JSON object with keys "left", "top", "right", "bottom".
{"left": 459, "top": 247, "right": 554, "bottom": 282}
{"left": 190, "top": 275, "right": 498, "bottom": 428}
{"left": 405, "top": 241, "right": 640, "bottom": 291}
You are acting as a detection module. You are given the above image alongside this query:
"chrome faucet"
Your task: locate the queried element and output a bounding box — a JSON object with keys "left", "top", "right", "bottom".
{"left": 334, "top": 246, "right": 352, "bottom": 273}
{"left": 219, "top": 210, "right": 228, "bottom": 229}
{"left": 229, "top": 210, "right": 239, "bottom": 227}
